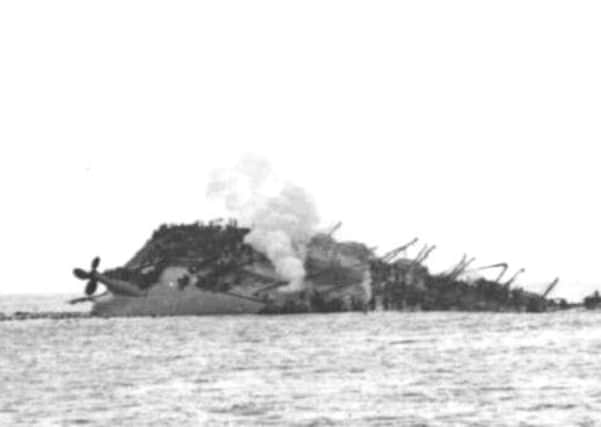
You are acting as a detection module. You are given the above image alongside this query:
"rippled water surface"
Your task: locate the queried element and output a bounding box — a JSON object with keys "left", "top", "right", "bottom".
{"left": 1, "top": 295, "right": 601, "bottom": 426}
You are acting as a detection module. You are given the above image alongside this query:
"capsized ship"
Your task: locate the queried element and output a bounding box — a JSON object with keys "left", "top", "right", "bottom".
{"left": 71, "top": 219, "right": 566, "bottom": 317}
{"left": 71, "top": 220, "right": 373, "bottom": 317}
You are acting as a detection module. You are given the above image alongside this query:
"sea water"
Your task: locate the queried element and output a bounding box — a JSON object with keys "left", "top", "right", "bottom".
{"left": 1, "top": 295, "right": 600, "bottom": 426}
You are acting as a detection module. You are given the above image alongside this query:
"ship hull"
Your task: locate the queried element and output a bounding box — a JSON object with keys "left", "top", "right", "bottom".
{"left": 91, "top": 284, "right": 266, "bottom": 317}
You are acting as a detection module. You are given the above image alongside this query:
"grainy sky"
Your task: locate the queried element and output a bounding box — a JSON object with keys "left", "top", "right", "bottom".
{"left": 1, "top": 1, "right": 599, "bottom": 301}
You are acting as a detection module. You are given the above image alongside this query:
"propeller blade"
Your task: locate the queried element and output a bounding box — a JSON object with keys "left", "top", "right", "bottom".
{"left": 73, "top": 268, "right": 91, "bottom": 280}
{"left": 91, "top": 257, "right": 100, "bottom": 271}
{"left": 85, "top": 279, "right": 98, "bottom": 296}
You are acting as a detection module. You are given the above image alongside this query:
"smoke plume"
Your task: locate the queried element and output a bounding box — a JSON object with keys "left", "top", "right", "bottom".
{"left": 207, "top": 155, "right": 320, "bottom": 291}
{"left": 360, "top": 270, "right": 373, "bottom": 303}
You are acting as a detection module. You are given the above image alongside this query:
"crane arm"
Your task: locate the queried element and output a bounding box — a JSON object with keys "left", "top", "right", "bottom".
{"left": 503, "top": 268, "right": 525, "bottom": 288}
{"left": 449, "top": 256, "right": 476, "bottom": 281}
{"left": 464, "top": 262, "right": 509, "bottom": 282}
{"left": 542, "top": 277, "right": 560, "bottom": 298}
{"left": 381, "top": 238, "right": 419, "bottom": 262}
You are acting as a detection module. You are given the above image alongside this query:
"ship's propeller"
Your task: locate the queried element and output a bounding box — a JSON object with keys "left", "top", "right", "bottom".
{"left": 72, "top": 257, "right": 101, "bottom": 296}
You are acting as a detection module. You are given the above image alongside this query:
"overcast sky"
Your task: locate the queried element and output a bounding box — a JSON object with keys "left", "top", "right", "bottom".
{"left": 1, "top": 1, "right": 599, "bottom": 301}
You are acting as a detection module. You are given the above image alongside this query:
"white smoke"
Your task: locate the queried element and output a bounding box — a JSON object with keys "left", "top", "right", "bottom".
{"left": 360, "top": 270, "right": 373, "bottom": 303}
{"left": 207, "top": 155, "right": 320, "bottom": 291}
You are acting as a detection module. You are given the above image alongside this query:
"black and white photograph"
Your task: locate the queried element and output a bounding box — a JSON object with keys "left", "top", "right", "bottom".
{"left": 1, "top": 1, "right": 600, "bottom": 426}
